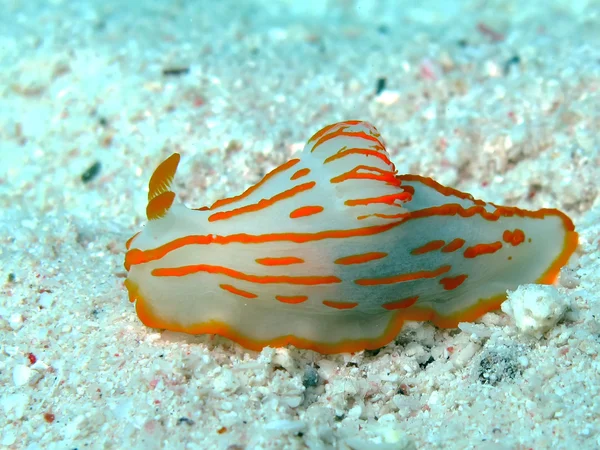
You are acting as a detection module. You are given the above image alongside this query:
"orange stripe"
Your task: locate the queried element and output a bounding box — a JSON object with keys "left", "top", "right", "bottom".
{"left": 125, "top": 202, "right": 575, "bottom": 271}
{"left": 411, "top": 240, "right": 445, "bottom": 255}
{"left": 322, "top": 300, "right": 358, "bottom": 310}
{"left": 289, "top": 205, "right": 323, "bottom": 218}
{"left": 313, "top": 128, "right": 384, "bottom": 153}
{"left": 397, "top": 174, "right": 486, "bottom": 206}
{"left": 209, "top": 158, "right": 300, "bottom": 210}
{"left": 209, "top": 181, "right": 315, "bottom": 222}
{"left": 125, "top": 221, "right": 402, "bottom": 270}
{"left": 290, "top": 168, "right": 310, "bottom": 180}
{"left": 463, "top": 242, "right": 502, "bottom": 258}
{"left": 441, "top": 238, "right": 465, "bottom": 253}
{"left": 382, "top": 296, "right": 419, "bottom": 310}
{"left": 355, "top": 264, "right": 451, "bottom": 286}
{"left": 276, "top": 295, "right": 308, "bottom": 304}
{"left": 146, "top": 191, "right": 176, "bottom": 221}
{"left": 255, "top": 257, "right": 304, "bottom": 266}
{"left": 219, "top": 284, "right": 257, "bottom": 299}
{"left": 346, "top": 191, "right": 411, "bottom": 207}
{"left": 439, "top": 274, "right": 468, "bottom": 290}
{"left": 324, "top": 147, "right": 392, "bottom": 167}
{"left": 307, "top": 120, "right": 362, "bottom": 143}
{"left": 152, "top": 264, "right": 341, "bottom": 285}
{"left": 330, "top": 165, "right": 399, "bottom": 185}
{"left": 335, "top": 252, "right": 387, "bottom": 265}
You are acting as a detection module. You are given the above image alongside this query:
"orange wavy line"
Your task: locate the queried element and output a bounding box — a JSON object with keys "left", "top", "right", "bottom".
{"left": 219, "top": 284, "right": 257, "bottom": 299}
{"left": 209, "top": 158, "right": 300, "bottom": 210}
{"left": 209, "top": 181, "right": 315, "bottom": 222}
{"left": 463, "top": 242, "right": 502, "bottom": 258}
{"left": 289, "top": 205, "right": 324, "bottom": 219}
{"left": 322, "top": 300, "right": 359, "bottom": 310}
{"left": 276, "top": 295, "right": 308, "bottom": 304}
{"left": 255, "top": 257, "right": 305, "bottom": 266}
{"left": 355, "top": 264, "right": 451, "bottom": 286}
{"left": 152, "top": 264, "right": 341, "bottom": 285}
{"left": 411, "top": 240, "right": 445, "bottom": 255}
{"left": 334, "top": 252, "right": 388, "bottom": 265}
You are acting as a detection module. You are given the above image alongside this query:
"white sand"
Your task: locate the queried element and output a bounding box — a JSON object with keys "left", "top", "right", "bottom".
{"left": 1, "top": 0, "right": 599, "bottom": 448}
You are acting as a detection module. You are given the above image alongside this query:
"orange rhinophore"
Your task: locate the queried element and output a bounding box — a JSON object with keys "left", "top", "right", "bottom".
{"left": 124, "top": 121, "right": 578, "bottom": 353}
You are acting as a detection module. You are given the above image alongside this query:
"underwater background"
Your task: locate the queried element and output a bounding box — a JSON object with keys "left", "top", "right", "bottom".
{"left": 1, "top": 0, "right": 599, "bottom": 448}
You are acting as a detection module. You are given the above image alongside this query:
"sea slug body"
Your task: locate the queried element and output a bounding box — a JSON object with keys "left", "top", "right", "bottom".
{"left": 124, "top": 121, "right": 578, "bottom": 353}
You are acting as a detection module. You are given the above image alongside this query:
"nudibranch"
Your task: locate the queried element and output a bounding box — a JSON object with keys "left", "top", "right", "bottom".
{"left": 124, "top": 121, "right": 578, "bottom": 354}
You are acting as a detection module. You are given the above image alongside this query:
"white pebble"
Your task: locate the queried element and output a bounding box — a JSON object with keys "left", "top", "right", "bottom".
{"left": 13, "top": 364, "right": 34, "bottom": 386}
{"left": 375, "top": 90, "right": 400, "bottom": 105}
{"left": 1, "top": 393, "right": 30, "bottom": 419}
{"left": 38, "top": 292, "right": 54, "bottom": 308}
{"left": 264, "top": 420, "right": 306, "bottom": 432}
{"left": 9, "top": 314, "right": 24, "bottom": 330}
{"left": 501, "top": 285, "right": 569, "bottom": 338}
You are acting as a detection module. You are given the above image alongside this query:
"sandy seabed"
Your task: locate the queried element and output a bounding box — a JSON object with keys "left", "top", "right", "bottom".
{"left": 1, "top": 0, "right": 599, "bottom": 449}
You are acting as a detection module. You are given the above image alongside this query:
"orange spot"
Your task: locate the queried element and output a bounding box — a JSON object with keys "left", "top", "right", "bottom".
{"left": 290, "top": 168, "right": 310, "bottom": 180}
{"left": 503, "top": 229, "right": 525, "bottom": 246}
{"left": 276, "top": 295, "right": 308, "bottom": 304}
{"left": 382, "top": 296, "right": 419, "bottom": 310}
{"left": 209, "top": 181, "right": 315, "bottom": 222}
{"left": 219, "top": 284, "right": 257, "bottom": 299}
{"left": 441, "top": 238, "right": 465, "bottom": 253}
{"left": 335, "top": 252, "right": 388, "bottom": 265}
{"left": 148, "top": 153, "right": 180, "bottom": 201}
{"left": 439, "top": 274, "right": 468, "bottom": 290}
{"left": 322, "top": 300, "right": 358, "bottom": 310}
{"left": 146, "top": 191, "right": 175, "bottom": 221}
{"left": 255, "top": 257, "right": 304, "bottom": 266}
{"left": 153, "top": 264, "right": 341, "bottom": 286}
{"left": 356, "top": 264, "right": 451, "bottom": 286}
{"left": 289, "top": 205, "right": 323, "bottom": 219}
{"left": 411, "top": 240, "right": 445, "bottom": 255}
{"left": 463, "top": 242, "right": 502, "bottom": 258}
{"left": 210, "top": 158, "right": 300, "bottom": 210}
{"left": 217, "top": 427, "right": 227, "bottom": 434}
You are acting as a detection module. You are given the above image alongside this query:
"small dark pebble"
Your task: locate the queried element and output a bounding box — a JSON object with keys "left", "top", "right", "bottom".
{"left": 364, "top": 348, "right": 380, "bottom": 357}
{"left": 162, "top": 67, "right": 190, "bottom": 77}
{"left": 98, "top": 117, "right": 108, "bottom": 127}
{"left": 457, "top": 39, "right": 468, "bottom": 48}
{"left": 7, "top": 273, "right": 16, "bottom": 283}
{"left": 346, "top": 362, "right": 358, "bottom": 368}
{"left": 177, "top": 417, "right": 195, "bottom": 426}
{"left": 377, "top": 25, "right": 389, "bottom": 34}
{"left": 81, "top": 161, "right": 102, "bottom": 183}
{"left": 335, "top": 414, "right": 345, "bottom": 422}
{"left": 503, "top": 55, "right": 521, "bottom": 75}
{"left": 302, "top": 365, "right": 320, "bottom": 388}
{"left": 478, "top": 347, "right": 521, "bottom": 386}
{"left": 419, "top": 356, "right": 435, "bottom": 369}
{"left": 375, "top": 77, "right": 387, "bottom": 95}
